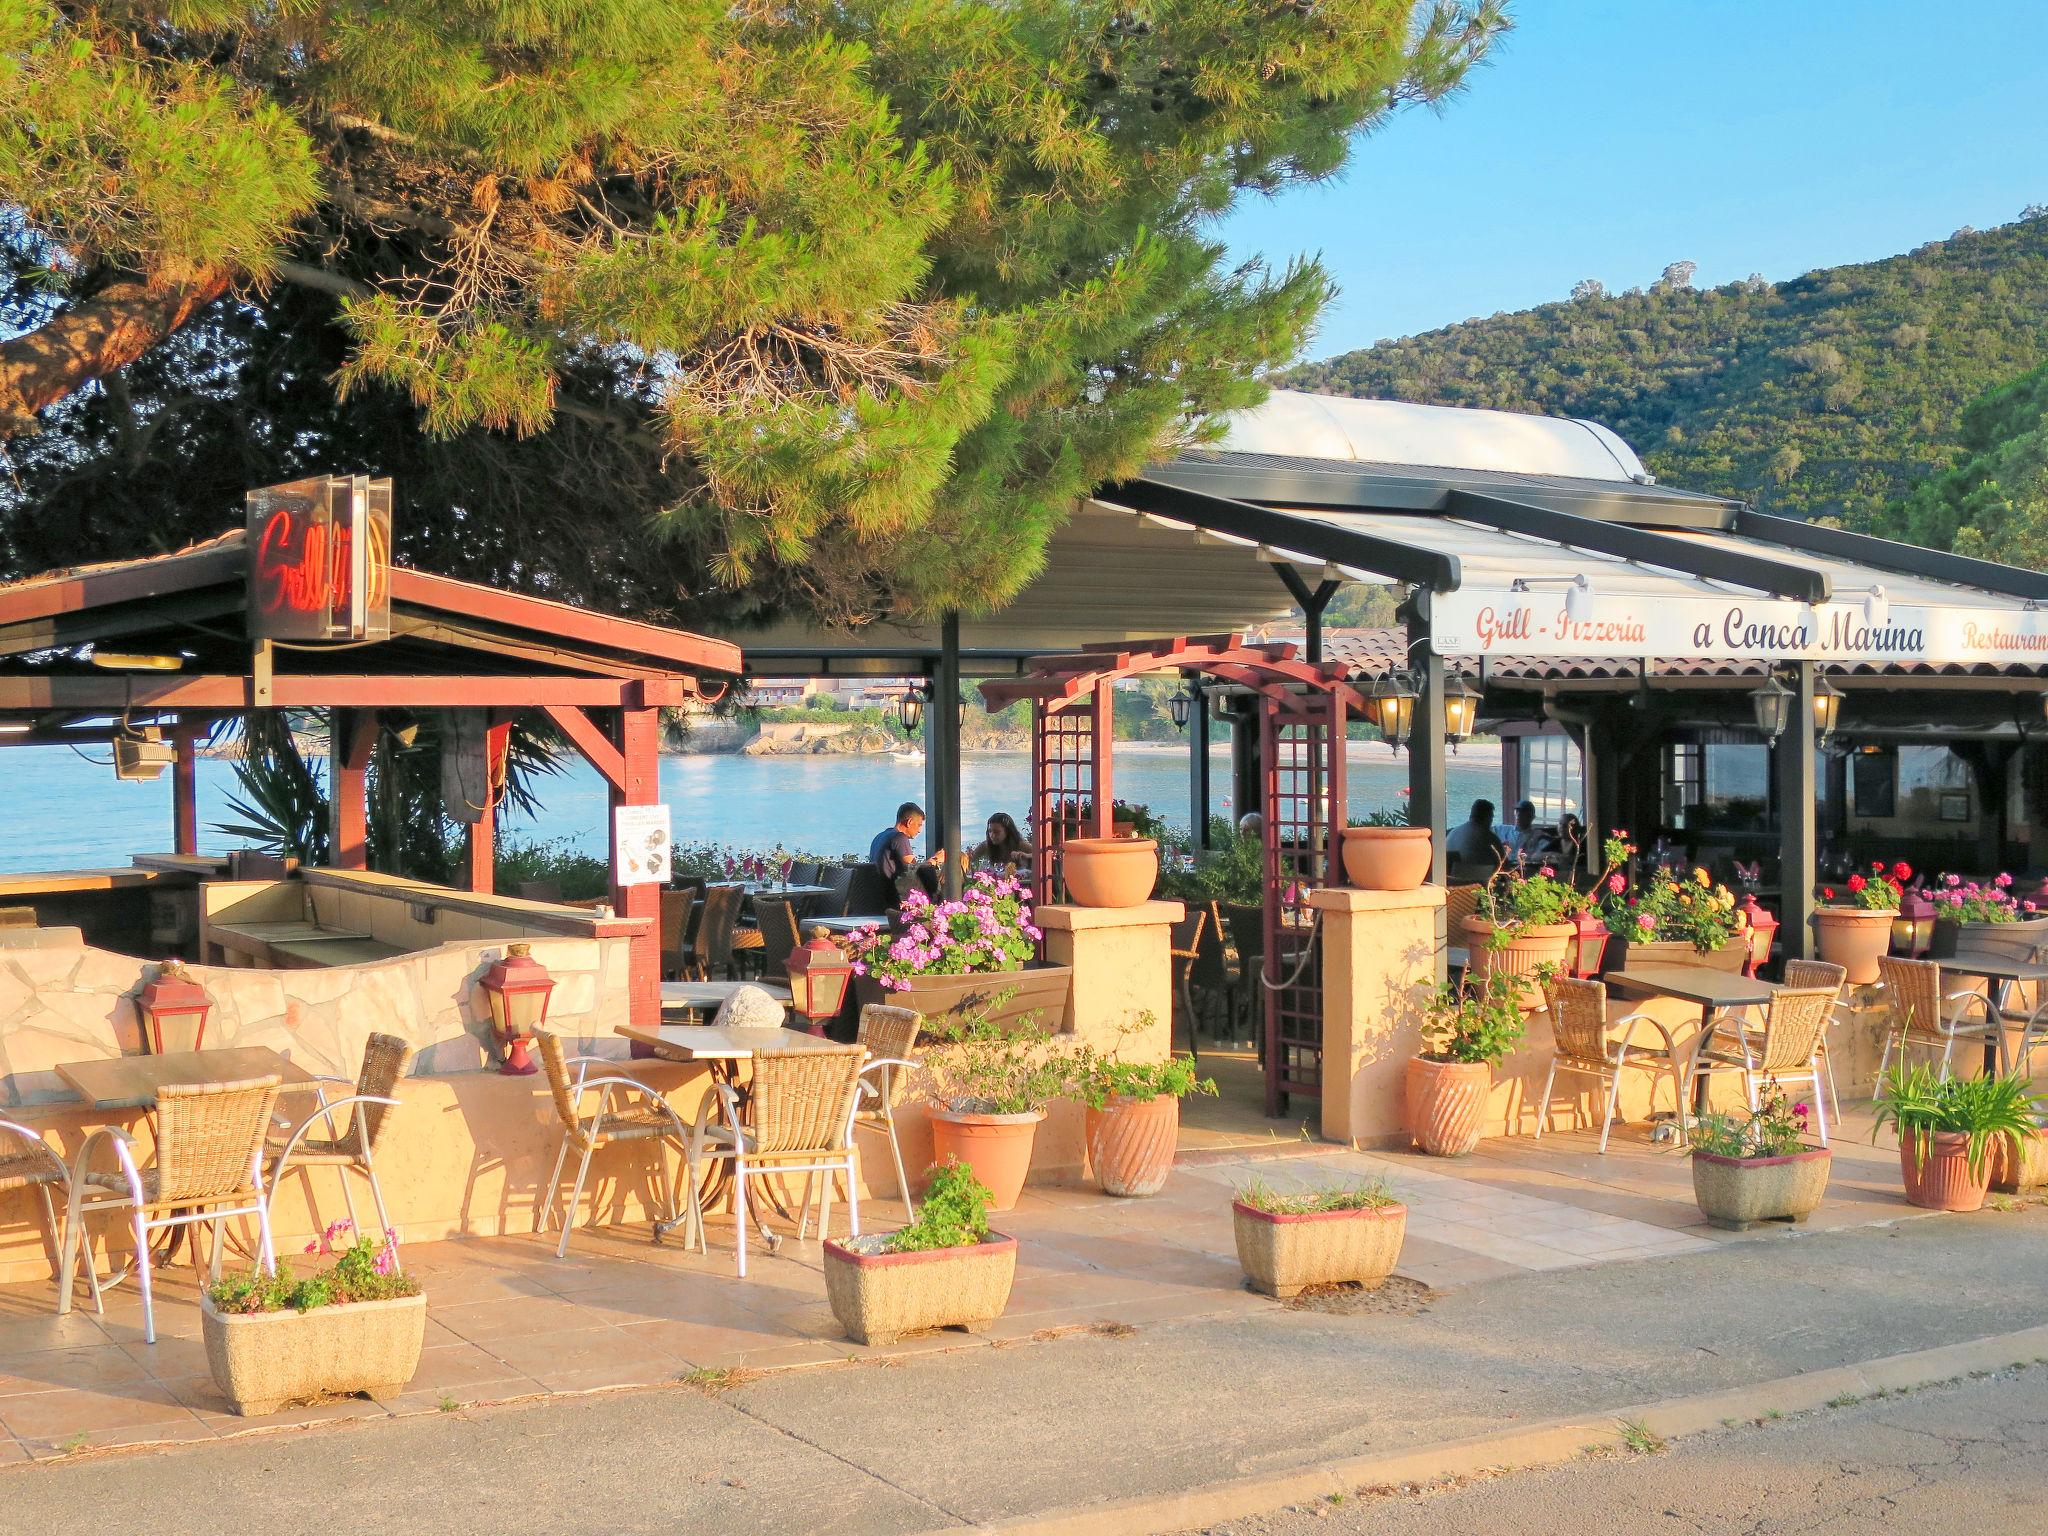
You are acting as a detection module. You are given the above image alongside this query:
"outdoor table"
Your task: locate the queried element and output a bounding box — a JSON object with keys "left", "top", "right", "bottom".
{"left": 659, "top": 979, "right": 793, "bottom": 1020}
{"left": 1603, "top": 966, "right": 1778, "bottom": 1115}
{"left": 1941, "top": 950, "right": 2048, "bottom": 1073}
{"left": 806, "top": 914, "right": 891, "bottom": 936}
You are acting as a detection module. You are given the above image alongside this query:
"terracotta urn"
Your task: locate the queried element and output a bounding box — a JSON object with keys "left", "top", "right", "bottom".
{"left": 1404, "top": 1055, "right": 1492, "bottom": 1157}
{"left": 1232, "top": 1201, "right": 1408, "bottom": 1299}
{"left": 1461, "top": 916, "right": 1576, "bottom": 1009}
{"left": 1060, "top": 837, "right": 1159, "bottom": 909}
{"left": 1084, "top": 1093, "right": 1181, "bottom": 1198}
{"left": 929, "top": 1107, "right": 1044, "bottom": 1211}
{"left": 1339, "top": 827, "right": 1432, "bottom": 891}
{"left": 1690, "top": 1147, "right": 1831, "bottom": 1230}
{"left": 1813, "top": 906, "right": 1897, "bottom": 984}
{"left": 1898, "top": 1130, "right": 1992, "bottom": 1212}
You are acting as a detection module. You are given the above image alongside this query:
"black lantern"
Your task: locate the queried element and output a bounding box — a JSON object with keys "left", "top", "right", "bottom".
{"left": 1812, "top": 674, "right": 1842, "bottom": 746}
{"left": 1368, "top": 671, "right": 1418, "bottom": 752}
{"left": 897, "top": 685, "right": 928, "bottom": 733}
{"left": 1168, "top": 685, "right": 1194, "bottom": 730}
{"left": 1443, "top": 671, "right": 1482, "bottom": 742}
{"left": 1749, "top": 673, "right": 1795, "bottom": 741}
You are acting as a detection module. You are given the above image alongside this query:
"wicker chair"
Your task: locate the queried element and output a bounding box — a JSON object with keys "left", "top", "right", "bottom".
{"left": 1167, "top": 907, "right": 1208, "bottom": 1061}
{"left": 266, "top": 1033, "right": 414, "bottom": 1248}
{"left": 790, "top": 860, "right": 822, "bottom": 888}
{"left": 0, "top": 1118, "right": 68, "bottom": 1279}
{"left": 1780, "top": 958, "right": 1848, "bottom": 1120}
{"left": 1874, "top": 955, "right": 2002, "bottom": 1089}
{"left": 754, "top": 896, "right": 803, "bottom": 980}
{"left": 814, "top": 865, "right": 855, "bottom": 917}
{"left": 1444, "top": 882, "right": 1484, "bottom": 935}
{"left": 1223, "top": 902, "right": 1266, "bottom": 1045}
{"left": 659, "top": 888, "right": 699, "bottom": 981}
{"left": 535, "top": 1032, "right": 692, "bottom": 1259}
{"left": 854, "top": 1004, "right": 922, "bottom": 1220}
{"left": 693, "top": 884, "right": 746, "bottom": 980}
{"left": 691, "top": 1046, "right": 867, "bottom": 1277}
{"left": 1690, "top": 986, "right": 1841, "bottom": 1144}
{"left": 1185, "top": 901, "right": 1234, "bottom": 1049}
{"left": 1534, "top": 978, "right": 1687, "bottom": 1152}
{"left": 59, "top": 1075, "right": 282, "bottom": 1344}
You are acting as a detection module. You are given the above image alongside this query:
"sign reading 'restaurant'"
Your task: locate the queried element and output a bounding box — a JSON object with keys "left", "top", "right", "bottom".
{"left": 1432, "top": 587, "right": 2048, "bottom": 667}
{"left": 246, "top": 474, "right": 393, "bottom": 643}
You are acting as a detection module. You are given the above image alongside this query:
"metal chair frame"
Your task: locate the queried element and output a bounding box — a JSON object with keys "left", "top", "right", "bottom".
{"left": 0, "top": 1117, "right": 68, "bottom": 1281}
{"left": 537, "top": 1041, "right": 692, "bottom": 1260}
{"left": 1534, "top": 978, "right": 1688, "bottom": 1152}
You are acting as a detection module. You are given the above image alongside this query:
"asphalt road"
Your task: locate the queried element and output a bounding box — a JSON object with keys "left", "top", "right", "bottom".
{"left": 1188, "top": 1365, "right": 2048, "bottom": 1536}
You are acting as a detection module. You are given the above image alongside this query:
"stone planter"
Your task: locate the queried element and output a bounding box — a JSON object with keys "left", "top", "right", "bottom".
{"left": 1339, "top": 827, "right": 1432, "bottom": 892}
{"left": 1461, "top": 916, "right": 1575, "bottom": 1008}
{"left": 1813, "top": 906, "right": 1897, "bottom": 985}
{"left": 1898, "top": 1129, "right": 1992, "bottom": 1212}
{"left": 1690, "top": 1147, "right": 1831, "bottom": 1231}
{"left": 1989, "top": 1127, "right": 2048, "bottom": 1193}
{"left": 930, "top": 1107, "right": 1043, "bottom": 1211}
{"left": 823, "top": 1233, "right": 1018, "bottom": 1345}
{"left": 1060, "top": 837, "right": 1159, "bottom": 908}
{"left": 1601, "top": 937, "right": 1746, "bottom": 975}
{"left": 1404, "top": 1055, "right": 1492, "bottom": 1157}
{"left": 1231, "top": 1200, "right": 1408, "bottom": 1299}
{"left": 855, "top": 962, "right": 1072, "bottom": 1036}
{"left": 201, "top": 1291, "right": 426, "bottom": 1417}
{"left": 1084, "top": 1093, "right": 1180, "bottom": 1197}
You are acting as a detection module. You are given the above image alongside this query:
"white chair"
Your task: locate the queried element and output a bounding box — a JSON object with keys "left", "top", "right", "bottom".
{"left": 0, "top": 1118, "right": 70, "bottom": 1282}
{"left": 1875, "top": 956, "right": 2003, "bottom": 1087}
{"left": 1534, "top": 978, "right": 1689, "bottom": 1152}
{"left": 536, "top": 1032, "right": 692, "bottom": 1259}
{"left": 265, "top": 1032, "right": 412, "bottom": 1248}
{"left": 59, "top": 1076, "right": 281, "bottom": 1344}
{"left": 854, "top": 1003, "right": 923, "bottom": 1219}
{"left": 1689, "top": 986, "right": 1839, "bottom": 1145}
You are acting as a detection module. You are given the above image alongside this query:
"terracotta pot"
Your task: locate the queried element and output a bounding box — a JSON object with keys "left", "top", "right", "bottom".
{"left": 1340, "top": 827, "right": 1432, "bottom": 891}
{"left": 855, "top": 963, "right": 1072, "bottom": 1036}
{"left": 823, "top": 1233, "right": 1017, "bottom": 1346}
{"left": 1232, "top": 1201, "right": 1408, "bottom": 1298}
{"left": 1690, "top": 1147, "right": 1831, "bottom": 1230}
{"left": 1898, "top": 1129, "right": 1992, "bottom": 1212}
{"left": 1461, "top": 916, "right": 1575, "bottom": 1008}
{"left": 1404, "top": 1055, "right": 1492, "bottom": 1157}
{"left": 1988, "top": 1126, "right": 2048, "bottom": 1193}
{"left": 1602, "top": 937, "right": 1747, "bottom": 975}
{"left": 1060, "top": 837, "right": 1159, "bottom": 908}
{"left": 201, "top": 1292, "right": 426, "bottom": 1417}
{"left": 930, "top": 1107, "right": 1044, "bottom": 1210}
{"left": 1084, "top": 1093, "right": 1180, "bottom": 1198}
{"left": 1813, "top": 906, "right": 1897, "bottom": 985}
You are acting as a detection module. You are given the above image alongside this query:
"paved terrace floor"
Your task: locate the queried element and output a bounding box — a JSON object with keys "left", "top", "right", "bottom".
{"left": 0, "top": 1102, "right": 1938, "bottom": 1461}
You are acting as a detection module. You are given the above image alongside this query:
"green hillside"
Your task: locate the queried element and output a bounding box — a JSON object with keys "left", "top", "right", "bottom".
{"left": 1283, "top": 213, "right": 2048, "bottom": 530}
{"left": 1885, "top": 358, "right": 2048, "bottom": 568}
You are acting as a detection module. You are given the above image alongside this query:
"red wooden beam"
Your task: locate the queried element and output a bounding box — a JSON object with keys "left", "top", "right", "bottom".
{"left": 543, "top": 703, "right": 626, "bottom": 790}
{"left": 392, "top": 568, "right": 740, "bottom": 676}
{"left": 465, "top": 715, "right": 512, "bottom": 894}
{"left": 170, "top": 721, "right": 200, "bottom": 857}
{"left": 330, "top": 709, "right": 378, "bottom": 870}
{"left": 0, "top": 539, "right": 241, "bottom": 629}
{"left": 610, "top": 706, "right": 663, "bottom": 1035}
{"left": 0, "top": 676, "right": 688, "bottom": 710}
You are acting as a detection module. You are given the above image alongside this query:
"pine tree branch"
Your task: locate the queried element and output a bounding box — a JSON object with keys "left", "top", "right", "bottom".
{"left": 0, "top": 271, "right": 230, "bottom": 437}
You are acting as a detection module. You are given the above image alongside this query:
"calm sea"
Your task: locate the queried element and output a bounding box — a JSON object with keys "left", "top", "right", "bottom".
{"left": 0, "top": 743, "right": 1501, "bottom": 872}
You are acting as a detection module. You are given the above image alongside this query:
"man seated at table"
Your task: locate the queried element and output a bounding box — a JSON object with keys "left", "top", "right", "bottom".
{"left": 1501, "top": 800, "right": 1548, "bottom": 868}
{"left": 868, "top": 801, "right": 939, "bottom": 908}
{"left": 1444, "top": 799, "right": 1503, "bottom": 873}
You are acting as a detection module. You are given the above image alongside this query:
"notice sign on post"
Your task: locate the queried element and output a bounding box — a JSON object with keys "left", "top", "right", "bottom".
{"left": 613, "top": 804, "right": 673, "bottom": 886}
{"left": 247, "top": 474, "right": 393, "bottom": 642}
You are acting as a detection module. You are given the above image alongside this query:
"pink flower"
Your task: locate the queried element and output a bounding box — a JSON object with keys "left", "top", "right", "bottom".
{"left": 1996, "top": 872, "right": 2015, "bottom": 888}
{"left": 304, "top": 1240, "right": 318, "bottom": 1255}
{"left": 1539, "top": 865, "right": 1556, "bottom": 878}
{"left": 2028, "top": 902, "right": 2039, "bottom": 913}
{"left": 1946, "top": 873, "right": 1962, "bottom": 887}
{"left": 1607, "top": 873, "right": 1625, "bottom": 894}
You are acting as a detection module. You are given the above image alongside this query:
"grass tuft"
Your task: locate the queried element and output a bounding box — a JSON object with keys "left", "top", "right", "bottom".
{"left": 1617, "top": 1418, "right": 1666, "bottom": 1455}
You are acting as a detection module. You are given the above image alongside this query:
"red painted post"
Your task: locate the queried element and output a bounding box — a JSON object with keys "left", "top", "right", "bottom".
{"left": 170, "top": 722, "right": 200, "bottom": 856}
{"left": 331, "top": 709, "right": 377, "bottom": 870}
{"left": 1090, "top": 680, "right": 1115, "bottom": 839}
{"left": 465, "top": 716, "right": 512, "bottom": 893}
{"left": 612, "top": 707, "right": 662, "bottom": 1035}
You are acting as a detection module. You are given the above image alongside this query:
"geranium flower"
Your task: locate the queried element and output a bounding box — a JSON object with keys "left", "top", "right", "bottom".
{"left": 1892, "top": 862, "right": 1912, "bottom": 881}
{"left": 1847, "top": 874, "right": 1866, "bottom": 893}
{"left": 1822, "top": 887, "right": 1836, "bottom": 901}
{"left": 1996, "top": 872, "right": 2015, "bottom": 888}
{"left": 1607, "top": 873, "right": 1626, "bottom": 894}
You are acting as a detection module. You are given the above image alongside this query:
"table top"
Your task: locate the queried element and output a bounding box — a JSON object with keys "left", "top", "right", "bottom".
{"left": 708, "top": 882, "right": 837, "bottom": 899}
{"left": 1447, "top": 945, "right": 1470, "bottom": 970}
{"left": 616, "top": 1023, "right": 853, "bottom": 1062}
{"left": 55, "top": 1046, "right": 317, "bottom": 1112}
{"left": 806, "top": 914, "right": 890, "bottom": 934}
{"left": 1604, "top": 965, "right": 1778, "bottom": 1008}
{"left": 1942, "top": 950, "right": 2048, "bottom": 982}
{"left": 659, "top": 980, "right": 793, "bottom": 1010}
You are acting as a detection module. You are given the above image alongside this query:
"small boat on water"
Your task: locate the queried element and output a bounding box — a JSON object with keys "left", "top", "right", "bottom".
{"left": 890, "top": 748, "right": 926, "bottom": 764}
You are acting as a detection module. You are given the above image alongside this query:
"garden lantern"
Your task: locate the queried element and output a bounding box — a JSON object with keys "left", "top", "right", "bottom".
{"left": 1738, "top": 893, "right": 1778, "bottom": 977}
{"left": 1748, "top": 673, "right": 1795, "bottom": 741}
{"left": 1570, "top": 908, "right": 1610, "bottom": 979}
{"left": 786, "top": 927, "right": 855, "bottom": 1036}
{"left": 896, "top": 685, "right": 928, "bottom": 733}
{"left": 1443, "top": 671, "right": 1482, "bottom": 742}
{"left": 138, "top": 960, "right": 212, "bottom": 1054}
{"left": 1168, "top": 685, "right": 1194, "bottom": 730}
{"left": 480, "top": 942, "right": 554, "bottom": 1076}
{"left": 1892, "top": 889, "right": 1936, "bottom": 956}
{"left": 1368, "top": 671, "right": 1417, "bottom": 752}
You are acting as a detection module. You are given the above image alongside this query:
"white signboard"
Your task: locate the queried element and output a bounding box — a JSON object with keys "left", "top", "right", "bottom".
{"left": 1432, "top": 587, "right": 2048, "bottom": 667}
{"left": 612, "top": 804, "right": 673, "bottom": 886}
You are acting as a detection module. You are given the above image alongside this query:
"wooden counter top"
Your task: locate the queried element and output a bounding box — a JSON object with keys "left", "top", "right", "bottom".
{"left": 0, "top": 867, "right": 185, "bottom": 897}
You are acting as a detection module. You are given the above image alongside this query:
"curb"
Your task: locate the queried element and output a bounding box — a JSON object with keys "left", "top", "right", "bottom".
{"left": 956, "top": 1322, "right": 2048, "bottom": 1536}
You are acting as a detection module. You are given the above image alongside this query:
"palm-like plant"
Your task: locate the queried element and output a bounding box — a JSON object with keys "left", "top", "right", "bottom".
{"left": 1872, "top": 1064, "right": 2045, "bottom": 1178}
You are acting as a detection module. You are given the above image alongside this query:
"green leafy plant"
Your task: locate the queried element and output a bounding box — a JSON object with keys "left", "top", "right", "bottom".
{"left": 1154, "top": 820, "right": 1263, "bottom": 906}
{"left": 207, "top": 1220, "right": 418, "bottom": 1315}
{"left": 1930, "top": 873, "right": 2030, "bottom": 923}
{"left": 495, "top": 837, "right": 611, "bottom": 901}
{"left": 1235, "top": 1176, "right": 1398, "bottom": 1215}
{"left": 883, "top": 1158, "right": 993, "bottom": 1253}
{"left": 1818, "top": 861, "right": 1908, "bottom": 911}
{"left": 1690, "top": 1089, "right": 1816, "bottom": 1159}
{"left": 1474, "top": 861, "right": 1580, "bottom": 931}
{"left": 914, "top": 1000, "right": 1090, "bottom": 1116}
{"left": 1419, "top": 961, "right": 1533, "bottom": 1068}
{"left": 1349, "top": 804, "right": 1411, "bottom": 828}
{"left": 1872, "top": 1064, "right": 2045, "bottom": 1177}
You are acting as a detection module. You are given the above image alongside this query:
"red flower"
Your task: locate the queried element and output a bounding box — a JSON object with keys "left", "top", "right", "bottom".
{"left": 1871, "top": 861, "right": 1885, "bottom": 873}
{"left": 1822, "top": 887, "right": 1836, "bottom": 900}
{"left": 1892, "top": 861, "right": 1912, "bottom": 882}
{"left": 1847, "top": 874, "right": 1867, "bottom": 893}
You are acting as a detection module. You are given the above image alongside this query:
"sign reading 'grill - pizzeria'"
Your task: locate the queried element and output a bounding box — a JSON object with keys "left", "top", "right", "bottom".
{"left": 1431, "top": 587, "right": 2048, "bottom": 667}
{"left": 245, "top": 475, "right": 393, "bottom": 643}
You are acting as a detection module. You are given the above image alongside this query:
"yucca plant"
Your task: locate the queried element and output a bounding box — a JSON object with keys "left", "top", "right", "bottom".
{"left": 1872, "top": 1064, "right": 2045, "bottom": 1178}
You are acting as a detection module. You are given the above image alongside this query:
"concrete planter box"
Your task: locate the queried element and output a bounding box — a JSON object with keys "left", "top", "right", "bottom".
{"left": 855, "top": 963, "right": 1071, "bottom": 1036}
{"left": 1990, "top": 1127, "right": 2048, "bottom": 1193}
{"left": 823, "top": 1233, "right": 1017, "bottom": 1345}
{"left": 201, "top": 1291, "right": 426, "bottom": 1416}
{"left": 1231, "top": 1201, "right": 1407, "bottom": 1299}
{"left": 1602, "top": 937, "right": 1746, "bottom": 975}
{"left": 1690, "top": 1147, "right": 1831, "bottom": 1231}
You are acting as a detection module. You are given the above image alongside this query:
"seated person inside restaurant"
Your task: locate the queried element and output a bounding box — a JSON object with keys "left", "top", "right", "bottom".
{"left": 1444, "top": 799, "right": 1504, "bottom": 871}
{"left": 869, "top": 801, "right": 939, "bottom": 907}
{"left": 969, "top": 812, "right": 1034, "bottom": 873}
{"left": 1501, "top": 800, "right": 1548, "bottom": 867}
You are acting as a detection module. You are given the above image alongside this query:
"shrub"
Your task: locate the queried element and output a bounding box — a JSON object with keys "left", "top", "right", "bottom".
{"left": 208, "top": 1221, "right": 418, "bottom": 1315}
{"left": 1691, "top": 1091, "right": 1814, "bottom": 1159}
{"left": 1419, "top": 962, "right": 1531, "bottom": 1068}
{"left": 883, "top": 1159, "right": 992, "bottom": 1253}
{"left": 1236, "top": 1177, "right": 1399, "bottom": 1215}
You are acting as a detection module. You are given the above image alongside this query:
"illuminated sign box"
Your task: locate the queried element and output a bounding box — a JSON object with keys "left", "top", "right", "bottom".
{"left": 246, "top": 474, "right": 392, "bottom": 643}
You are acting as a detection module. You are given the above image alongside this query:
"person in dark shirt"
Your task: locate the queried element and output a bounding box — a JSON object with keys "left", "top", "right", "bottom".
{"left": 868, "top": 801, "right": 933, "bottom": 906}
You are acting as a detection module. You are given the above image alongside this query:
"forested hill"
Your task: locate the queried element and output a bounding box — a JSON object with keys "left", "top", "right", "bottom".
{"left": 1283, "top": 214, "right": 2048, "bottom": 530}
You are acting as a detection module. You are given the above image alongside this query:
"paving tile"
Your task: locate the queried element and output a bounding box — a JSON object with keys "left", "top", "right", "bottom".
{"left": 0, "top": 1341, "right": 155, "bottom": 1398}
{"left": 0, "top": 1380, "right": 204, "bottom": 1449}
{"left": 430, "top": 1292, "right": 614, "bottom": 1344}
{"left": 478, "top": 1324, "right": 682, "bottom": 1390}
{"left": 618, "top": 1312, "right": 809, "bottom": 1367}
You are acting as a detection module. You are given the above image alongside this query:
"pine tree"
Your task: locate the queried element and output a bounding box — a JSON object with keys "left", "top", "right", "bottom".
{"left": 0, "top": 0, "right": 1505, "bottom": 619}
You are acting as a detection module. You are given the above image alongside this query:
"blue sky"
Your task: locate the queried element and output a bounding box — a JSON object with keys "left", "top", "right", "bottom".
{"left": 1218, "top": 1, "right": 2048, "bottom": 362}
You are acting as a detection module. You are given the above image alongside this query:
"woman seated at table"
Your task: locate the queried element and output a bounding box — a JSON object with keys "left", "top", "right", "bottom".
{"left": 969, "top": 812, "right": 1034, "bottom": 873}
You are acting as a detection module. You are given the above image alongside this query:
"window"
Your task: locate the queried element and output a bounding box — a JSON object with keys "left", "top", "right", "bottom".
{"left": 1519, "top": 734, "right": 1581, "bottom": 821}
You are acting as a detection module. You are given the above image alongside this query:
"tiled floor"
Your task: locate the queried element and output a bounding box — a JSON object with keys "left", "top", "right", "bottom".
{"left": 0, "top": 1101, "right": 1946, "bottom": 1461}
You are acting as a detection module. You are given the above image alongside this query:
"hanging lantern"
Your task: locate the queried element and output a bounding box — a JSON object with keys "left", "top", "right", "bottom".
{"left": 138, "top": 960, "right": 213, "bottom": 1055}
{"left": 1369, "top": 671, "right": 1418, "bottom": 752}
{"left": 1812, "top": 674, "right": 1843, "bottom": 746}
{"left": 786, "top": 927, "right": 855, "bottom": 1036}
{"left": 1749, "top": 673, "right": 1795, "bottom": 741}
{"left": 896, "top": 686, "right": 927, "bottom": 733}
{"left": 480, "top": 942, "right": 555, "bottom": 1076}
{"left": 1443, "top": 671, "right": 1482, "bottom": 742}
{"left": 1738, "top": 893, "right": 1779, "bottom": 977}
{"left": 1168, "top": 685, "right": 1194, "bottom": 731}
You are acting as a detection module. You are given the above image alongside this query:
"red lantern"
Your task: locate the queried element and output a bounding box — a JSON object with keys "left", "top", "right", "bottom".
{"left": 1892, "top": 889, "right": 1936, "bottom": 957}
{"left": 1739, "top": 894, "right": 1779, "bottom": 978}
{"left": 1570, "top": 909, "right": 1610, "bottom": 979}
{"left": 480, "top": 942, "right": 555, "bottom": 1076}
{"left": 138, "top": 960, "right": 213, "bottom": 1054}
{"left": 786, "top": 928, "right": 854, "bottom": 1036}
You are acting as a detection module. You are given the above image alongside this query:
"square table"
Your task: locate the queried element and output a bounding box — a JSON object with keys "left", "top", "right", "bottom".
{"left": 617, "top": 1021, "right": 849, "bottom": 1071}
{"left": 805, "top": 914, "right": 892, "bottom": 936}
{"left": 659, "top": 980, "right": 792, "bottom": 1020}
{"left": 1603, "top": 966, "right": 1779, "bottom": 1114}
{"left": 56, "top": 1045, "right": 318, "bottom": 1113}
{"left": 1940, "top": 950, "right": 2048, "bottom": 1073}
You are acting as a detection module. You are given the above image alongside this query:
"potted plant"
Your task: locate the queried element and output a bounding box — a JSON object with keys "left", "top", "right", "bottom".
{"left": 823, "top": 1159, "right": 1017, "bottom": 1345}
{"left": 1231, "top": 1177, "right": 1407, "bottom": 1298}
{"left": 914, "top": 1006, "right": 1089, "bottom": 1210}
{"left": 1926, "top": 872, "right": 2036, "bottom": 958}
{"left": 1597, "top": 845, "right": 1746, "bottom": 974}
{"left": 1871, "top": 1064, "right": 2046, "bottom": 1212}
{"left": 1407, "top": 960, "right": 1529, "bottom": 1156}
{"left": 1464, "top": 863, "right": 1578, "bottom": 1005}
{"left": 1814, "top": 861, "right": 1906, "bottom": 983}
{"left": 201, "top": 1221, "right": 424, "bottom": 1416}
{"left": 1688, "top": 1091, "right": 1831, "bottom": 1230}
{"left": 1076, "top": 1030, "right": 1217, "bottom": 1197}
{"left": 1340, "top": 805, "right": 1432, "bottom": 892}
{"left": 846, "top": 870, "right": 1071, "bottom": 1030}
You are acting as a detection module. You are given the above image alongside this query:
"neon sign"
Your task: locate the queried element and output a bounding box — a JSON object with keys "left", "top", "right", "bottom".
{"left": 245, "top": 475, "right": 392, "bottom": 642}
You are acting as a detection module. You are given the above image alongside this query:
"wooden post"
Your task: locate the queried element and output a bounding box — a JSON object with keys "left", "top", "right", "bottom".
{"left": 1777, "top": 664, "right": 1818, "bottom": 961}
{"left": 1406, "top": 594, "right": 1448, "bottom": 888}
{"left": 330, "top": 709, "right": 377, "bottom": 870}
{"left": 933, "top": 611, "right": 964, "bottom": 898}
{"left": 1188, "top": 683, "right": 1211, "bottom": 848}
{"left": 1090, "top": 679, "right": 1115, "bottom": 838}
{"left": 170, "top": 721, "right": 200, "bottom": 856}
{"left": 465, "top": 715, "right": 512, "bottom": 893}
{"left": 612, "top": 706, "right": 662, "bottom": 1036}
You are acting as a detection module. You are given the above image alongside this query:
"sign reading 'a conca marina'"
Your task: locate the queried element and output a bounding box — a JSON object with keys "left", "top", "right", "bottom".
{"left": 1431, "top": 587, "right": 2048, "bottom": 667}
